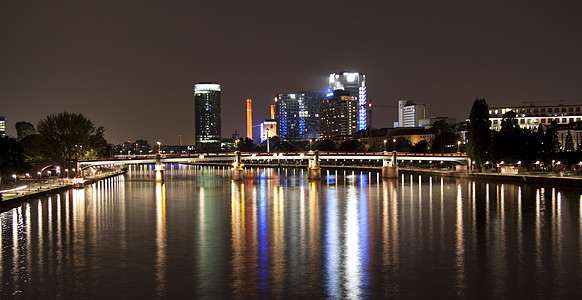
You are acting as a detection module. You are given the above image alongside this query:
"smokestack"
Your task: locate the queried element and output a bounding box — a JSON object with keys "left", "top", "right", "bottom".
{"left": 178, "top": 134, "right": 182, "bottom": 146}
{"left": 246, "top": 98, "right": 253, "bottom": 139}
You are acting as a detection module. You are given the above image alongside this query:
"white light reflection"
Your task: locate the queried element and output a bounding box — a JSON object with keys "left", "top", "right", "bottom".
{"left": 345, "top": 186, "right": 362, "bottom": 299}
{"left": 455, "top": 183, "right": 465, "bottom": 298}
{"left": 324, "top": 187, "right": 340, "bottom": 298}
{"left": 12, "top": 208, "right": 20, "bottom": 290}
{"left": 155, "top": 182, "right": 167, "bottom": 297}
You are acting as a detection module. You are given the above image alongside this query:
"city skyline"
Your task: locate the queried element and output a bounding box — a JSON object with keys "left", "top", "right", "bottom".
{"left": 1, "top": 1, "right": 581, "bottom": 144}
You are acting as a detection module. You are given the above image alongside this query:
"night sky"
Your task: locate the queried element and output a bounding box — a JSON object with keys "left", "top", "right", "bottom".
{"left": 1, "top": 1, "right": 581, "bottom": 145}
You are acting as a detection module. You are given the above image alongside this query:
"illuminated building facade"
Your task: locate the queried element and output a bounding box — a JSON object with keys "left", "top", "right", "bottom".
{"left": 194, "top": 83, "right": 221, "bottom": 148}
{"left": 489, "top": 104, "right": 582, "bottom": 131}
{"left": 396, "top": 100, "right": 426, "bottom": 127}
{"left": 0, "top": 116, "right": 5, "bottom": 137}
{"left": 329, "top": 71, "right": 367, "bottom": 130}
{"left": 275, "top": 92, "right": 323, "bottom": 141}
{"left": 320, "top": 90, "right": 358, "bottom": 139}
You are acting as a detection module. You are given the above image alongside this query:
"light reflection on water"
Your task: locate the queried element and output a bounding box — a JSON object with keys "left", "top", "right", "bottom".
{"left": 1, "top": 165, "right": 582, "bottom": 298}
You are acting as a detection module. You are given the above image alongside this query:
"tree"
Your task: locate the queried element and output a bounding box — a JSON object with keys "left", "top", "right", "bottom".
{"left": 15, "top": 121, "right": 36, "bottom": 141}
{"left": 541, "top": 121, "right": 560, "bottom": 162}
{"left": 394, "top": 137, "right": 412, "bottom": 152}
{"left": 491, "top": 111, "right": 522, "bottom": 163}
{"left": 20, "top": 134, "right": 47, "bottom": 160}
{"left": 37, "top": 112, "right": 107, "bottom": 169}
{"left": 237, "top": 138, "right": 255, "bottom": 152}
{"left": 339, "top": 139, "right": 364, "bottom": 152}
{"left": 564, "top": 130, "right": 575, "bottom": 152}
{"left": 466, "top": 99, "right": 491, "bottom": 171}
{"left": 0, "top": 136, "right": 28, "bottom": 184}
{"left": 429, "top": 120, "right": 461, "bottom": 153}
{"left": 410, "top": 140, "right": 429, "bottom": 153}
{"left": 316, "top": 139, "right": 337, "bottom": 151}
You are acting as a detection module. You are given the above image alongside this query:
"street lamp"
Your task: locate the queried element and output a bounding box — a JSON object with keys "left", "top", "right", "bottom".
{"left": 12, "top": 174, "right": 16, "bottom": 184}
{"left": 157, "top": 142, "right": 161, "bottom": 154}
{"left": 457, "top": 141, "right": 461, "bottom": 153}
{"left": 384, "top": 139, "right": 387, "bottom": 151}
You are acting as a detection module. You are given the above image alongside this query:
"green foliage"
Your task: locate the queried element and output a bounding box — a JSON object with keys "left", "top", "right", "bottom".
{"left": 339, "top": 139, "right": 364, "bottom": 152}
{"left": 237, "top": 138, "right": 255, "bottom": 152}
{"left": 410, "top": 140, "right": 429, "bottom": 153}
{"left": 37, "top": 112, "right": 107, "bottom": 169}
{"left": 20, "top": 134, "right": 47, "bottom": 160}
{"left": 316, "top": 139, "right": 337, "bottom": 151}
{"left": 15, "top": 121, "right": 36, "bottom": 141}
{"left": 394, "top": 137, "right": 412, "bottom": 152}
{"left": 0, "top": 136, "right": 28, "bottom": 183}
{"left": 429, "top": 120, "right": 461, "bottom": 153}
{"left": 466, "top": 99, "right": 491, "bottom": 170}
{"left": 541, "top": 121, "right": 560, "bottom": 161}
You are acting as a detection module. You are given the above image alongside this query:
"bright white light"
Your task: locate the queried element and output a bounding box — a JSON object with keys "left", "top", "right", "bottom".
{"left": 346, "top": 73, "right": 356, "bottom": 82}
{"left": 194, "top": 83, "right": 221, "bottom": 92}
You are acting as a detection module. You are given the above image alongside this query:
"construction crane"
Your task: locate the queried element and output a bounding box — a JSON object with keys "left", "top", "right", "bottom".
{"left": 367, "top": 101, "right": 397, "bottom": 130}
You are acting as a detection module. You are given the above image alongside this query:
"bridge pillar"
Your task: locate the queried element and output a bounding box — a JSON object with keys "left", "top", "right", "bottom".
{"left": 155, "top": 154, "right": 164, "bottom": 182}
{"left": 382, "top": 151, "right": 398, "bottom": 179}
{"left": 308, "top": 150, "right": 321, "bottom": 180}
{"left": 232, "top": 151, "right": 244, "bottom": 181}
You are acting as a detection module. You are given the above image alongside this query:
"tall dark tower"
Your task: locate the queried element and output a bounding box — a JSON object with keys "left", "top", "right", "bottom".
{"left": 194, "top": 83, "right": 221, "bottom": 150}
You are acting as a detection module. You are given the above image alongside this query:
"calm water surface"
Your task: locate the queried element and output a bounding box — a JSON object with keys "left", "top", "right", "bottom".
{"left": 2, "top": 164, "right": 582, "bottom": 299}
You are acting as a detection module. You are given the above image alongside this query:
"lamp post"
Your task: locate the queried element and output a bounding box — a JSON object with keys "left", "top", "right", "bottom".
{"left": 457, "top": 141, "right": 461, "bottom": 153}
{"left": 384, "top": 139, "right": 387, "bottom": 151}
{"left": 157, "top": 142, "right": 161, "bottom": 154}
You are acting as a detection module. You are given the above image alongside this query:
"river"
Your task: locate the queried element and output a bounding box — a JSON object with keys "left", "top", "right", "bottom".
{"left": 1, "top": 164, "right": 582, "bottom": 298}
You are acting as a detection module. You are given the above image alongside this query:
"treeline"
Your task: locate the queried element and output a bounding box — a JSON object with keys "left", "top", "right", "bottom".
{"left": 0, "top": 112, "right": 109, "bottom": 182}
{"left": 466, "top": 99, "right": 578, "bottom": 171}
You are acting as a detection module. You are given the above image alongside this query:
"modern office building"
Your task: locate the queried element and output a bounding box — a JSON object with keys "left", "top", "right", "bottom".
{"left": 194, "top": 83, "right": 221, "bottom": 148}
{"left": 488, "top": 104, "right": 582, "bottom": 131}
{"left": 396, "top": 100, "right": 426, "bottom": 127}
{"left": 329, "top": 71, "right": 367, "bottom": 131}
{"left": 0, "top": 116, "right": 6, "bottom": 137}
{"left": 320, "top": 90, "right": 359, "bottom": 139}
{"left": 275, "top": 92, "right": 323, "bottom": 141}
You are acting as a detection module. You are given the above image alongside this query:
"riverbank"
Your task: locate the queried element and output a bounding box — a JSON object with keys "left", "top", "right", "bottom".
{"left": 0, "top": 170, "right": 126, "bottom": 207}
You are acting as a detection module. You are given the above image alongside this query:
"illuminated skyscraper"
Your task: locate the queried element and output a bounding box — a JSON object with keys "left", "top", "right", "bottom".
{"left": 275, "top": 92, "right": 323, "bottom": 141}
{"left": 329, "top": 71, "right": 367, "bottom": 130}
{"left": 194, "top": 83, "right": 221, "bottom": 149}
{"left": 0, "top": 116, "right": 6, "bottom": 137}
{"left": 320, "top": 90, "right": 359, "bottom": 139}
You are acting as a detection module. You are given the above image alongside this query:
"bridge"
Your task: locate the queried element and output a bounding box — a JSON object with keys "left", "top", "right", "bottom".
{"left": 78, "top": 151, "right": 470, "bottom": 181}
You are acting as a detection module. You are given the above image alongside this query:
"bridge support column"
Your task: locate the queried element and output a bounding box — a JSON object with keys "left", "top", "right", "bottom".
{"left": 232, "top": 151, "right": 244, "bottom": 181}
{"left": 155, "top": 154, "right": 164, "bottom": 182}
{"left": 308, "top": 150, "right": 321, "bottom": 180}
{"left": 382, "top": 151, "right": 398, "bottom": 179}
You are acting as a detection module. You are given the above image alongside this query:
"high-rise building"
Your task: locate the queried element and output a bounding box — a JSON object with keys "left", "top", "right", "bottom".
{"left": 396, "top": 100, "right": 426, "bottom": 127}
{"left": 0, "top": 116, "right": 6, "bottom": 137}
{"left": 329, "top": 71, "right": 367, "bottom": 130}
{"left": 320, "top": 90, "right": 358, "bottom": 139}
{"left": 194, "top": 83, "right": 221, "bottom": 148}
{"left": 275, "top": 92, "right": 323, "bottom": 141}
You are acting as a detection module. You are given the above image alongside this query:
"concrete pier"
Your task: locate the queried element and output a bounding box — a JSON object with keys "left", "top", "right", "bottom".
{"left": 232, "top": 151, "right": 244, "bottom": 181}
{"left": 382, "top": 151, "right": 399, "bottom": 179}
{"left": 155, "top": 154, "right": 164, "bottom": 182}
{"left": 307, "top": 150, "right": 322, "bottom": 180}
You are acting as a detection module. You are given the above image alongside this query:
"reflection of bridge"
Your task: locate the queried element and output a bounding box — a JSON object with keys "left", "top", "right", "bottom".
{"left": 78, "top": 151, "right": 470, "bottom": 180}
